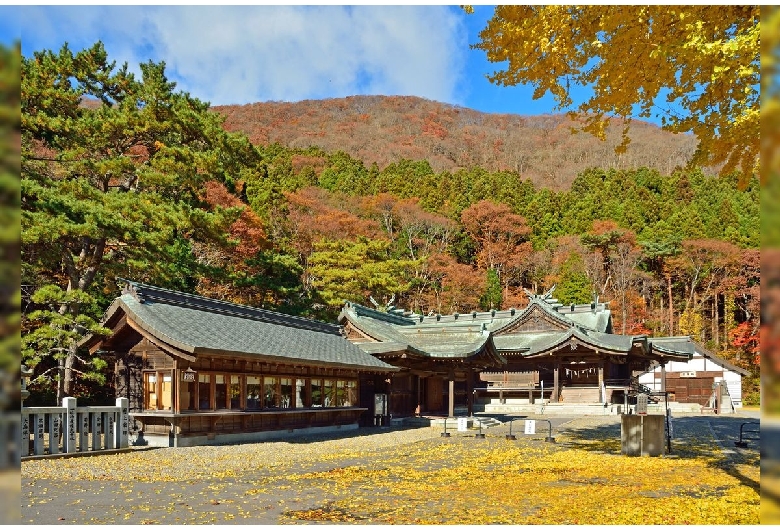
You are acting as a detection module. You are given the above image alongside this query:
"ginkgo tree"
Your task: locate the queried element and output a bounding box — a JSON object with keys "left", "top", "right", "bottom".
{"left": 469, "top": 5, "right": 759, "bottom": 183}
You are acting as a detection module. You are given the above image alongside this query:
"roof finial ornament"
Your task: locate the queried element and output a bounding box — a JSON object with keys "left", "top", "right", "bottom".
{"left": 541, "top": 284, "right": 556, "bottom": 300}
{"left": 369, "top": 293, "right": 396, "bottom": 312}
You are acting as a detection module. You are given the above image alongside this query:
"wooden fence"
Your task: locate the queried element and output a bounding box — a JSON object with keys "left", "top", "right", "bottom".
{"left": 21, "top": 397, "right": 129, "bottom": 459}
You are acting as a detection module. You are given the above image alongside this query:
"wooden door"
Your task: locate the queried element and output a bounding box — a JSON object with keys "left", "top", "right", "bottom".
{"left": 426, "top": 377, "right": 443, "bottom": 412}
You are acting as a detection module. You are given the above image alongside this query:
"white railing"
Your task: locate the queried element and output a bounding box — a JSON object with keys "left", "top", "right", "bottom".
{"left": 21, "top": 397, "right": 129, "bottom": 458}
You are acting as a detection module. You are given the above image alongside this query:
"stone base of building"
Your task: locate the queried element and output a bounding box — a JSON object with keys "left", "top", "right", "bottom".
{"left": 482, "top": 401, "right": 705, "bottom": 416}
{"left": 133, "top": 423, "right": 360, "bottom": 448}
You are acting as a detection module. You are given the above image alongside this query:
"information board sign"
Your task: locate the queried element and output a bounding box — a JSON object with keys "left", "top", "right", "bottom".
{"left": 524, "top": 419, "right": 536, "bottom": 434}
{"left": 637, "top": 394, "right": 648, "bottom": 415}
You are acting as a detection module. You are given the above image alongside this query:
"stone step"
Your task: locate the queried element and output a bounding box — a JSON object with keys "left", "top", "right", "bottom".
{"left": 402, "top": 415, "right": 503, "bottom": 429}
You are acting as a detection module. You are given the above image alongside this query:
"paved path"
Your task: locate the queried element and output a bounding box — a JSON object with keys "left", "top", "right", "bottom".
{"left": 20, "top": 412, "right": 762, "bottom": 525}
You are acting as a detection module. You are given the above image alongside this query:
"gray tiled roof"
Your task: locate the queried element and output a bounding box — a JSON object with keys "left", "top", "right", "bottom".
{"left": 112, "top": 285, "right": 396, "bottom": 371}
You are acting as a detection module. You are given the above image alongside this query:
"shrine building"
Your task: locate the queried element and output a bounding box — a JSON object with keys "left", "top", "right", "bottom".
{"left": 85, "top": 281, "right": 703, "bottom": 447}
{"left": 338, "top": 288, "right": 696, "bottom": 418}
{"left": 82, "top": 280, "right": 397, "bottom": 447}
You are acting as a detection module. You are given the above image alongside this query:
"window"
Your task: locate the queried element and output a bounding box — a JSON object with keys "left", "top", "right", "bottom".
{"left": 280, "top": 378, "right": 293, "bottom": 408}
{"left": 215, "top": 375, "right": 227, "bottom": 409}
{"left": 198, "top": 374, "right": 212, "bottom": 410}
{"left": 346, "top": 380, "right": 357, "bottom": 406}
{"left": 337, "top": 380, "right": 357, "bottom": 407}
{"left": 264, "top": 376, "right": 279, "bottom": 408}
{"left": 144, "top": 373, "right": 157, "bottom": 410}
{"left": 161, "top": 374, "right": 172, "bottom": 410}
{"left": 311, "top": 379, "right": 323, "bottom": 407}
{"left": 323, "top": 379, "right": 336, "bottom": 407}
{"left": 230, "top": 375, "right": 241, "bottom": 409}
{"left": 180, "top": 372, "right": 196, "bottom": 411}
{"left": 246, "top": 376, "right": 261, "bottom": 410}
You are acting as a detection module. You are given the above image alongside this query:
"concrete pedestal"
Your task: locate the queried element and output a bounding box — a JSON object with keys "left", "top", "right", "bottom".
{"left": 621, "top": 414, "right": 665, "bottom": 456}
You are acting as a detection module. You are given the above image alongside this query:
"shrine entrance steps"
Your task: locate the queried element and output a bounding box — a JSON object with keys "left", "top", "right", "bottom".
{"left": 482, "top": 401, "right": 704, "bottom": 416}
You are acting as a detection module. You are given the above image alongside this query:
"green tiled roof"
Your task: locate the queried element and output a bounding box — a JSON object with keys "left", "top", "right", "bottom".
{"left": 101, "top": 281, "right": 396, "bottom": 371}
{"left": 340, "top": 296, "right": 692, "bottom": 362}
{"left": 649, "top": 336, "right": 696, "bottom": 358}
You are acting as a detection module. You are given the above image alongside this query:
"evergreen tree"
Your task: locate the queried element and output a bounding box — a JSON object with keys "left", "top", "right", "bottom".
{"left": 555, "top": 254, "right": 593, "bottom": 305}
{"left": 22, "top": 42, "right": 249, "bottom": 403}
{"left": 480, "top": 268, "right": 503, "bottom": 310}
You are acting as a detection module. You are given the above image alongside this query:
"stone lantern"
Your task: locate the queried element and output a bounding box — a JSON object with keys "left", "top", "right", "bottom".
{"left": 21, "top": 364, "right": 32, "bottom": 407}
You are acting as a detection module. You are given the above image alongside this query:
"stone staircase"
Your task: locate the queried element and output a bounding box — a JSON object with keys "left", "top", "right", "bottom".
{"left": 472, "top": 416, "right": 503, "bottom": 429}
{"left": 400, "top": 415, "right": 503, "bottom": 430}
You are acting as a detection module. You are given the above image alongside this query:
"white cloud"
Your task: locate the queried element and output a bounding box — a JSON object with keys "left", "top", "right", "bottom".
{"left": 21, "top": 5, "right": 468, "bottom": 107}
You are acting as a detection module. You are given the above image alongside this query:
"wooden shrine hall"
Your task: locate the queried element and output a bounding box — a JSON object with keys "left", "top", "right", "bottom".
{"left": 338, "top": 288, "right": 694, "bottom": 418}
{"left": 82, "top": 280, "right": 397, "bottom": 447}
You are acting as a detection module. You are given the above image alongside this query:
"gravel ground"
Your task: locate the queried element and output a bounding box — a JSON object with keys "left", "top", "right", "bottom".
{"left": 20, "top": 413, "right": 761, "bottom": 525}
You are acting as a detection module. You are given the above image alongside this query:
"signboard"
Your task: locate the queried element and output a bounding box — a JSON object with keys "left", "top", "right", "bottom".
{"left": 181, "top": 370, "right": 196, "bottom": 382}
{"left": 636, "top": 394, "right": 648, "bottom": 415}
{"left": 524, "top": 419, "right": 536, "bottom": 434}
{"left": 374, "top": 394, "right": 387, "bottom": 416}
{"left": 680, "top": 371, "right": 696, "bottom": 378}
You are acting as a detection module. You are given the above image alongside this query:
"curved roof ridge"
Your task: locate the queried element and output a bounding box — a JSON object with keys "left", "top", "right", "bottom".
{"left": 121, "top": 279, "right": 341, "bottom": 335}
{"left": 492, "top": 297, "right": 578, "bottom": 334}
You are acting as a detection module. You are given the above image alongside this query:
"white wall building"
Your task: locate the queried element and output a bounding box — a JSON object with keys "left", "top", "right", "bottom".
{"left": 638, "top": 341, "right": 749, "bottom": 410}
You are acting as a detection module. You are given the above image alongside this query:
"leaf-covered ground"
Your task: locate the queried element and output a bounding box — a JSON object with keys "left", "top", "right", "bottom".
{"left": 21, "top": 415, "right": 760, "bottom": 525}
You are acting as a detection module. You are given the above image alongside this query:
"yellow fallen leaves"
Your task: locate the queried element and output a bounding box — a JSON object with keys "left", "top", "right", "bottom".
{"left": 21, "top": 420, "right": 760, "bottom": 525}
{"left": 280, "top": 439, "right": 758, "bottom": 525}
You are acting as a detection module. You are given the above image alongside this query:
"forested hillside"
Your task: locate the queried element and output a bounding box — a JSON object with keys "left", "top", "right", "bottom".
{"left": 21, "top": 43, "right": 759, "bottom": 405}
{"left": 214, "top": 96, "right": 705, "bottom": 190}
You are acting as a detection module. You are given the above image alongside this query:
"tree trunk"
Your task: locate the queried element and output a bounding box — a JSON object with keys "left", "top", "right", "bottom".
{"left": 666, "top": 274, "right": 674, "bottom": 336}
{"left": 60, "top": 237, "right": 106, "bottom": 400}
{"left": 57, "top": 357, "right": 66, "bottom": 404}
{"left": 712, "top": 295, "right": 719, "bottom": 348}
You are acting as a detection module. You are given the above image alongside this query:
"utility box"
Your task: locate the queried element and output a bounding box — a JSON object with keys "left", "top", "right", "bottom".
{"left": 621, "top": 414, "right": 665, "bottom": 456}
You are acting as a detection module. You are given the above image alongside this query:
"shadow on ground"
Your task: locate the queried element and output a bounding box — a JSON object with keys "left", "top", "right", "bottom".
{"left": 542, "top": 414, "right": 761, "bottom": 499}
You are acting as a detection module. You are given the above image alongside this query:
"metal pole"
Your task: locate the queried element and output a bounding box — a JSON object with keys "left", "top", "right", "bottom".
{"left": 539, "top": 419, "right": 555, "bottom": 443}
{"left": 665, "top": 403, "right": 672, "bottom": 454}
{"left": 441, "top": 417, "right": 450, "bottom": 437}
{"left": 506, "top": 419, "right": 516, "bottom": 440}
{"left": 475, "top": 417, "right": 485, "bottom": 439}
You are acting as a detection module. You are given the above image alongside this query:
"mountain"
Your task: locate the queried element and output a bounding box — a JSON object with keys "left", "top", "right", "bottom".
{"left": 213, "top": 95, "right": 701, "bottom": 190}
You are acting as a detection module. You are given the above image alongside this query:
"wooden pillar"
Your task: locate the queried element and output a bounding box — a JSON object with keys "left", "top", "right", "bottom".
{"left": 448, "top": 371, "right": 455, "bottom": 418}
{"left": 466, "top": 369, "right": 474, "bottom": 417}
{"left": 415, "top": 375, "right": 422, "bottom": 416}
{"left": 598, "top": 362, "right": 604, "bottom": 404}
{"left": 553, "top": 362, "right": 560, "bottom": 403}
{"left": 173, "top": 361, "right": 180, "bottom": 414}
{"left": 660, "top": 362, "right": 666, "bottom": 393}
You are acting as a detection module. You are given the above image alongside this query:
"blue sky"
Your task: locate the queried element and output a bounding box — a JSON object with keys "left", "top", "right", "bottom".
{"left": 6, "top": 5, "right": 606, "bottom": 120}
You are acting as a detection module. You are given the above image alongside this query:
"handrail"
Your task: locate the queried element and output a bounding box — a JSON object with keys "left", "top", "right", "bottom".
{"left": 735, "top": 421, "right": 759, "bottom": 448}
